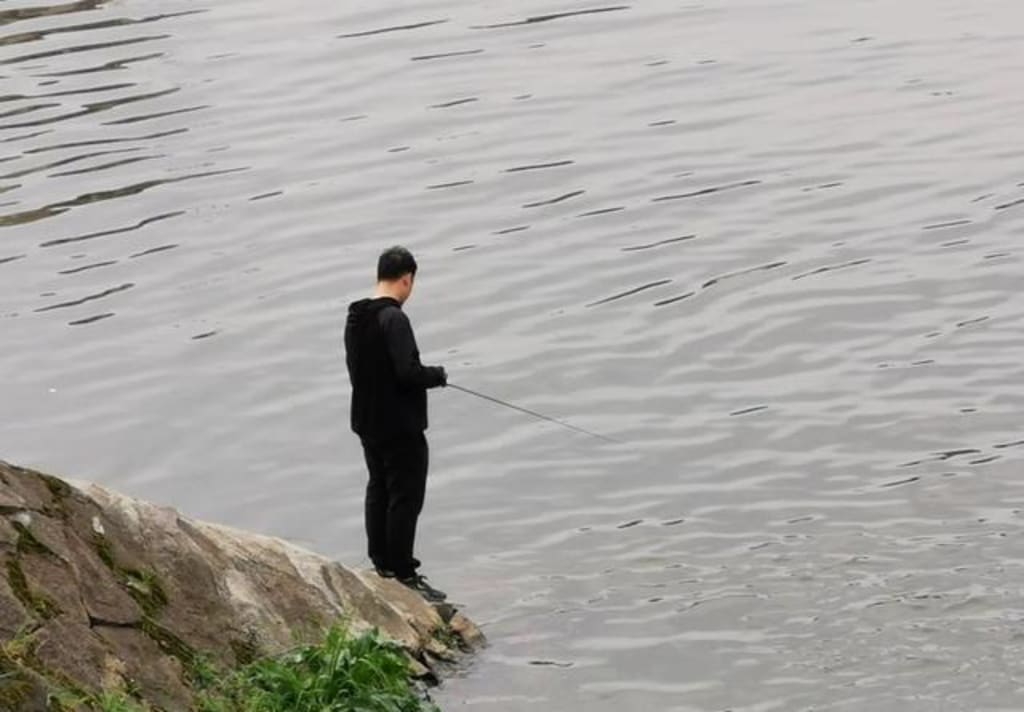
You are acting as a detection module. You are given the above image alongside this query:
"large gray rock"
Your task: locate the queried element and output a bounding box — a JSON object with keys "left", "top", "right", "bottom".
{"left": 0, "top": 460, "right": 483, "bottom": 710}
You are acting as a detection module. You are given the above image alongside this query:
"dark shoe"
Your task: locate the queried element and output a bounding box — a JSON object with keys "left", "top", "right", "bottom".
{"left": 374, "top": 566, "right": 397, "bottom": 579}
{"left": 399, "top": 574, "right": 447, "bottom": 603}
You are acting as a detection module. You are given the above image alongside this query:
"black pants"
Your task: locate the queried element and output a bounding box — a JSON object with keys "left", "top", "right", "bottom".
{"left": 361, "top": 432, "right": 428, "bottom": 578}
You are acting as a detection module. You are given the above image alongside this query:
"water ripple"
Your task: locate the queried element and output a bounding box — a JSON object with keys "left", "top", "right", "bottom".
{"left": 471, "top": 6, "right": 632, "bottom": 30}
{"left": 338, "top": 19, "right": 448, "bottom": 39}
{"left": 34, "top": 281, "right": 133, "bottom": 312}
{"left": 40, "top": 211, "right": 183, "bottom": 247}
{"left": 0, "top": 34, "right": 170, "bottom": 66}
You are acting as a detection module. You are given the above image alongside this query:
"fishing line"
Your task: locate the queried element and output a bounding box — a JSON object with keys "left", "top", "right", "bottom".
{"left": 447, "top": 382, "right": 623, "bottom": 445}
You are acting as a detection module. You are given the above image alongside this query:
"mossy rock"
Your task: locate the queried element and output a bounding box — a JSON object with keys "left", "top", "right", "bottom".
{"left": 5, "top": 558, "right": 61, "bottom": 621}
{"left": 92, "top": 533, "right": 166, "bottom": 618}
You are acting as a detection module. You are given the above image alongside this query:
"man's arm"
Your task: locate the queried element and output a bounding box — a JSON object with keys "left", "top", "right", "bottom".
{"left": 382, "top": 308, "right": 446, "bottom": 389}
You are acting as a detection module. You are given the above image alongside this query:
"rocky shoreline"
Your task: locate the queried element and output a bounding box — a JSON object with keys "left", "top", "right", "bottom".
{"left": 0, "top": 460, "right": 482, "bottom": 710}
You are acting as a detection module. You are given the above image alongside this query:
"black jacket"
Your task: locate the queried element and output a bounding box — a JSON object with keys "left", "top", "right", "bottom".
{"left": 345, "top": 297, "right": 445, "bottom": 439}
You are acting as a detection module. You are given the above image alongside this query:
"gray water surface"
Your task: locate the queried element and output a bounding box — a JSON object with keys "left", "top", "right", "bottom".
{"left": 3, "top": 1, "right": 1024, "bottom": 710}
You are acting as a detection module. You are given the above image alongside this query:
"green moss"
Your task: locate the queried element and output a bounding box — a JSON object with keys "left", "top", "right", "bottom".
{"left": 13, "top": 522, "right": 55, "bottom": 557}
{"left": 92, "top": 533, "right": 168, "bottom": 617}
{"left": 8, "top": 525, "right": 63, "bottom": 618}
{"left": 0, "top": 632, "right": 49, "bottom": 709}
{"left": 47, "top": 687, "right": 90, "bottom": 711}
{"left": 123, "top": 570, "right": 168, "bottom": 618}
{"left": 93, "top": 533, "right": 116, "bottom": 570}
{"left": 0, "top": 642, "right": 26, "bottom": 671}
{"left": 39, "top": 475, "right": 72, "bottom": 503}
{"left": 6, "top": 558, "right": 32, "bottom": 607}
{"left": 1, "top": 627, "right": 38, "bottom": 665}
{"left": 0, "top": 660, "right": 96, "bottom": 712}
{"left": 228, "top": 631, "right": 261, "bottom": 667}
{"left": 139, "top": 617, "right": 197, "bottom": 670}
{"left": 140, "top": 617, "right": 249, "bottom": 701}
{"left": 39, "top": 474, "right": 73, "bottom": 520}
{"left": 0, "top": 672, "right": 36, "bottom": 708}
{"left": 431, "top": 626, "right": 463, "bottom": 653}
{"left": 5, "top": 558, "right": 61, "bottom": 620}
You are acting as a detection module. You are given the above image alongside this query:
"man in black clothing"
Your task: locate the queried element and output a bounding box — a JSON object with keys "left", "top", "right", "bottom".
{"left": 344, "top": 246, "right": 448, "bottom": 603}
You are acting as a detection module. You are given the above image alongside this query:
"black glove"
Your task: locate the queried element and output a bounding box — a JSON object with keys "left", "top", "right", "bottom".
{"left": 436, "top": 366, "right": 448, "bottom": 387}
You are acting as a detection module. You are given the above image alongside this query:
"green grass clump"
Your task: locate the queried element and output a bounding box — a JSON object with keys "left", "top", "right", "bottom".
{"left": 196, "top": 624, "right": 437, "bottom": 712}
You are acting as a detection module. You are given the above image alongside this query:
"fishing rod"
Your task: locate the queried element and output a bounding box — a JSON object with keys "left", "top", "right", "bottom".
{"left": 447, "top": 382, "right": 623, "bottom": 445}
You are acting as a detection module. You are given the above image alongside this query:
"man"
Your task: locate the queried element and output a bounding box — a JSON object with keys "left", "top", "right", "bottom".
{"left": 344, "top": 246, "right": 448, "bottom": 603}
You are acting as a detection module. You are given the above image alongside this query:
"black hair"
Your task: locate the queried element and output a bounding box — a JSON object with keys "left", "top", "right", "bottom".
{"left": 377, "top": 246, "right": 418, "bottom": 281}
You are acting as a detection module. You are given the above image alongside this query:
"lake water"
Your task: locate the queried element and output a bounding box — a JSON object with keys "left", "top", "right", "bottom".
{"left": 3, "top": 0, "right": 1024, "bottom": 709}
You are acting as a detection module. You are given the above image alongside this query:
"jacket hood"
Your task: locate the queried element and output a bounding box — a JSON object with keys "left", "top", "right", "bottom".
{"left": 346, "top": 296, "right": 399, "bottom": 328}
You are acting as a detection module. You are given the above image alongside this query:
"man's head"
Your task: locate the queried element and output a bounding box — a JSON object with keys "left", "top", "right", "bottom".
{"left": 376, "top": 246, "right": 418, "bottom": 304}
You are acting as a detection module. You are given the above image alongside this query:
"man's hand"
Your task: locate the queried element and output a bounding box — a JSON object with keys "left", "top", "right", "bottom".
{"left": 437, "top": 367, "right": 448, "bottom": 387}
